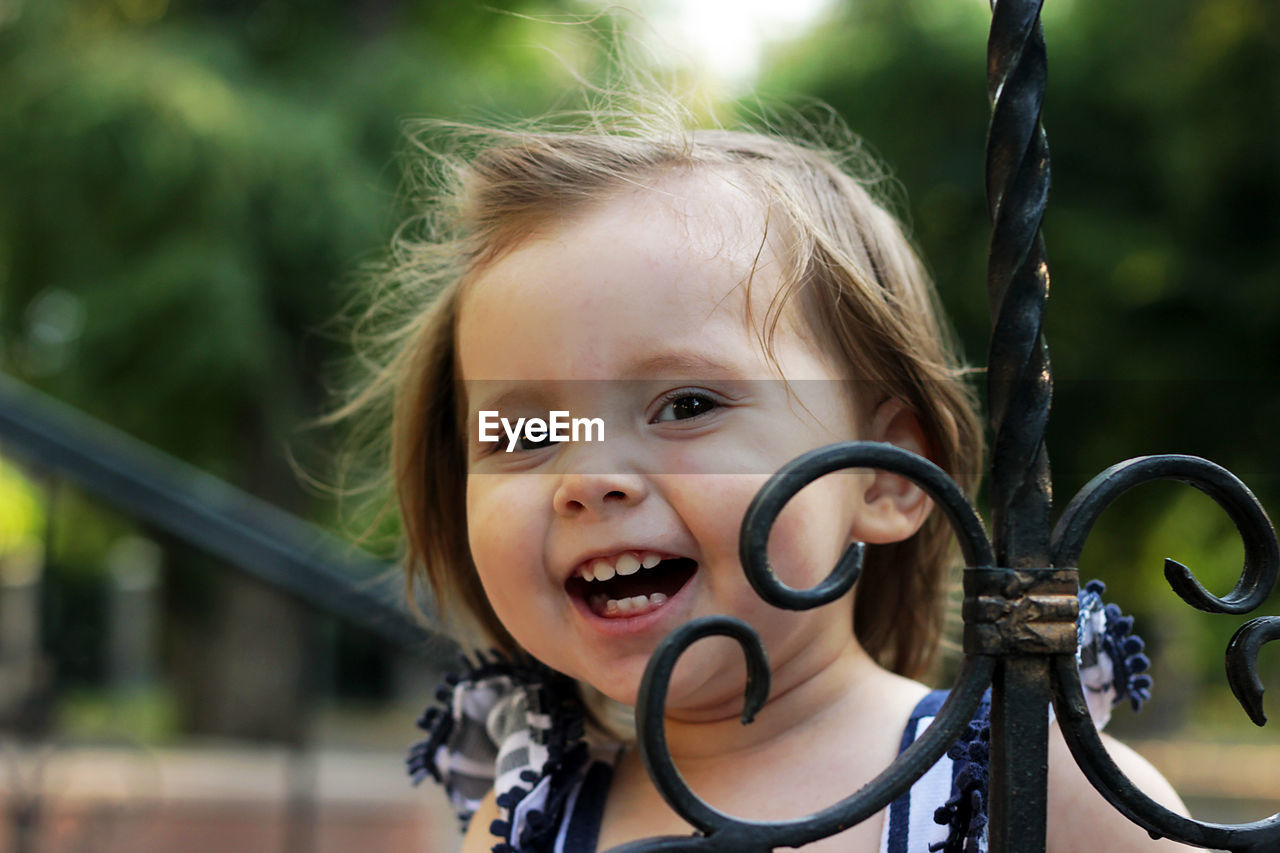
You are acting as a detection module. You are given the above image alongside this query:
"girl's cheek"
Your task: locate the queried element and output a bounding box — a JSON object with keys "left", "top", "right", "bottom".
{"left": 763, "top": 480, "right": 858, "bottom": 587}
{"left": 467, "top": 473, "right": 542, "bottom": 513}
{"left": 466, "top": 476, "right": 537, "bottom": 558}
{"left": 662, "top": 472, "right": 769, "bottom": 573}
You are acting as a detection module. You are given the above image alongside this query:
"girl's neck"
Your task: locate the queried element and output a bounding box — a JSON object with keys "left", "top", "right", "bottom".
{"left": 656, "top": 635, "right": 914, "bottom": 767}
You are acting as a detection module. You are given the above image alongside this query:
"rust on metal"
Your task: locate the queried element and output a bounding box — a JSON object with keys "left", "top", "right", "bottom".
{"left": 963, "top": 567, "right": 1079, "bottom": 655}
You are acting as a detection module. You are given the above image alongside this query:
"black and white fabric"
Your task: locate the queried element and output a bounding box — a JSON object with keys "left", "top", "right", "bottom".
{"left": 1077, "top": 579, "right": 1153, "bottom": 718}
{"left": 407, "top": 651, "right": 620, "bottom": 852}
{"left": 882, "top": 690, "right": 989, "bottom": 853}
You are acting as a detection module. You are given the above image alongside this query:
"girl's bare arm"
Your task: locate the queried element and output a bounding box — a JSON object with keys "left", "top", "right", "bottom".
{"left": 1048, "top": 725, "right": 1193, "bottom": 852}
{"left": 460, "top": 788, "right": 501, "bottom": 853}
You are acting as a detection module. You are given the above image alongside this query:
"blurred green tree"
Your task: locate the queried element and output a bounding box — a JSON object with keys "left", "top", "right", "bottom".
{"left": 0, "top": 0, "right": 588, "bottom": 498}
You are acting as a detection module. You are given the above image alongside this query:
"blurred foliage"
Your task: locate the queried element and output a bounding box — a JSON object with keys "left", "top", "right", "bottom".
{"left": 0, "top": 455, "right": 44, "bottom": 557}
{"left": 58, "top": 684, "right": 181, "bottom": 744}
{"left": 0, "top": 0, "right": 1278, "bottom": 734}
{"left": 0, "top": 0, "right": 589, "bottom": 493}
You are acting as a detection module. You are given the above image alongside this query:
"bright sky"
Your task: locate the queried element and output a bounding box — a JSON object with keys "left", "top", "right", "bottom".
{"left": 625, "top": 0, "right": 838, "bottom": 88}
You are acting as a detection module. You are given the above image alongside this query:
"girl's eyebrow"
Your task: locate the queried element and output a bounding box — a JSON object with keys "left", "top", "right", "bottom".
{"left": 463, "top": 351, "right": 744, "bottom": 412}
{"left": 466, "top": 384, "right": 546, "bottom": 416}
{"left": 623, "top": 350, "right": 743, "bottom": 380}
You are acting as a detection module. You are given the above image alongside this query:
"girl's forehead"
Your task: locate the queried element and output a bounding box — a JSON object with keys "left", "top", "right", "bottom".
{"left": 630, "top": 171, "right": 772, "bottom": 262}
{"left": 456, "top": 176, "right": 802, "bottom": 381}
{"left": 561, "top": 173, "right": 770, "bottom": 267}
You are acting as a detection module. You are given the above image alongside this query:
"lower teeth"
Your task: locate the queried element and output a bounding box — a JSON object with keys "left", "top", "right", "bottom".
{"left": 595, "top": 592, "right": 669, "bottom": 617}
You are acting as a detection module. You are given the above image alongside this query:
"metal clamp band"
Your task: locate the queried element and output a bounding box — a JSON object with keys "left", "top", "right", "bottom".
{"left": 963, "top": 567, "right": 1079, "bottom": 655}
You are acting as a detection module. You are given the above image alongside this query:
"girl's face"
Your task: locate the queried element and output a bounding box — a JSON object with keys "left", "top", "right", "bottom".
{"left": 457, "top": 175, "right": 916, "bottom": 716}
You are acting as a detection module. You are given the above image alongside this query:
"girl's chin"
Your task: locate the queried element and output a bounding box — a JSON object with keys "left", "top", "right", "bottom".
{"left": 578, "top": 667, "right": 646, "bottom": 710}
{"left": 597, "top": 655, "right": 750, "bottom": 719}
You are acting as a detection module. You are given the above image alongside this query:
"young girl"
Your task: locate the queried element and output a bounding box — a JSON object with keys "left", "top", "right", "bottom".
{"left": 370, "top": 114, "right": 1189, "bottom": 852}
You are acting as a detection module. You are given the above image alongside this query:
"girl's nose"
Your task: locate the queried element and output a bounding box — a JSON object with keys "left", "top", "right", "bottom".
{"left": 553, "top": 472, "right": 648, "bottom": 517}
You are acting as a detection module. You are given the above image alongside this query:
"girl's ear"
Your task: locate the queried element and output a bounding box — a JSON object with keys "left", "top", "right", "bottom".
{"left": 849, "top": 398, "right": 934, "bottom": 545}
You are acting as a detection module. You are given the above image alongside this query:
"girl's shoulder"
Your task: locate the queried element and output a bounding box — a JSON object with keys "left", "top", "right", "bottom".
{"left": 408, "top": 650, "right": 620, "bottom": 853}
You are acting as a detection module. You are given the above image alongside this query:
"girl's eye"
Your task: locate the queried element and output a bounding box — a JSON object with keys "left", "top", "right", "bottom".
{"left": 653, "top": 392, "right": 720, "bottom": 423}
{"left": 515, "top": 433, "right": 555, "bottom": 452}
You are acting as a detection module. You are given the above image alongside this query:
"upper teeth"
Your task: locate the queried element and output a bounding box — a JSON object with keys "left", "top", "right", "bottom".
{"left": 579, "top": 551, "right": 669, "bottom": 582}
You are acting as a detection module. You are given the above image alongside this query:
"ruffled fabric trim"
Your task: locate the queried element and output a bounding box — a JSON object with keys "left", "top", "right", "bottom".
{"left": 1079, "top": 580, "right": 1152, "bottom": 712}
{"left": 929, "top": 579, "right": 1151, "bottom": 853}
{"left": 930, "top": 704, "right": 991, "bottom": 853}
{"left": 406, "top": 650, "right": 591, "bottom": 852}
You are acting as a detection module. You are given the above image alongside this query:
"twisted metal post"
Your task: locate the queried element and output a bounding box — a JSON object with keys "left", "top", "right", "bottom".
{"left": 982, "top": 2, "right": 1058, "bottom": 851}
{"left": 985, "top": 5, "right": 1053, "bottom": 566}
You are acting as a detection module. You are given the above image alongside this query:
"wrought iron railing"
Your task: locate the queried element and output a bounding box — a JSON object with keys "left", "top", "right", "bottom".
{"left": 617, "top": 2, "right": 1280, "bottom": 852}
{"left": 0, "top": 372, "right": 445, "bottom": 853}
{"left": 0, "top": 372, "right": 437, "bottom": 654}
{"left": 0, "top": 371, "right": 452, "bottom": 851}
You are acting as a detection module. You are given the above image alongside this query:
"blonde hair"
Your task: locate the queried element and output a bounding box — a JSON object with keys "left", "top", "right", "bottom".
{"left": 343, "top": 109, "right": 983, "bottom": 680}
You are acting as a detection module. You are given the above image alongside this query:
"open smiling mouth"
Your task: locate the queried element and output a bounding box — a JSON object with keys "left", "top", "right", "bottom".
{"left": 566, "top": 552, "right": 698, "bottom": 618}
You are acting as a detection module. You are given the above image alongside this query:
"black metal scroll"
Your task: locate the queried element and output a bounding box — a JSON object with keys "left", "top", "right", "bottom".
{"left": 1049, "top": 457, "right": 1280, "bottom": 851}
{"left": 612, "top": 448, "right": 998, "bottom": 853}
{"left": 615, "top": 1, "right": 1280, "bottom": 851}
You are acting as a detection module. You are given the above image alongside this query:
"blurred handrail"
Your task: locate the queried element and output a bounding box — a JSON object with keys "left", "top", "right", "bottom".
{"left": 0, "top": 372, "right": 441, "bottom": 654}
